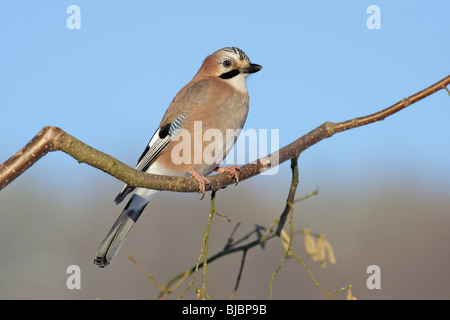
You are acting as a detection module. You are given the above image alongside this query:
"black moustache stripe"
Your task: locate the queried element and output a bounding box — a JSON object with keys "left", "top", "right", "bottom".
{"left": 219, "top": 69, "right": 240, "bottom": 79}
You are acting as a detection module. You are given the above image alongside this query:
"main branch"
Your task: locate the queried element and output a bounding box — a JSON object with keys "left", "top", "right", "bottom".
{"left": 1, "top": 75, "right": 449, "bottom": 192}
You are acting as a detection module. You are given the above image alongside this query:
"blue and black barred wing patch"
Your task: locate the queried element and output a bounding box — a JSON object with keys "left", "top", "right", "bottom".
{"left": 114, "top": 113, "right": 188, "bottom": 205}
{"left": 135, "top": 113, "right": 188, "bottom": 172}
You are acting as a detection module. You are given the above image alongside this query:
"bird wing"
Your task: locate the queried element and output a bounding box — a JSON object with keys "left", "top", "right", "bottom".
{"left": 114, "top": 80, "right": 211, "bottom": 204}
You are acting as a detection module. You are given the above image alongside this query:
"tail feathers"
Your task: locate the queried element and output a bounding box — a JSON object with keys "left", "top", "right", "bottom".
{"left": 114, "top": 185, "right": 135, "bottom": 204}
{"left": 94, "top": 194, "right": 149, "bottom": 268}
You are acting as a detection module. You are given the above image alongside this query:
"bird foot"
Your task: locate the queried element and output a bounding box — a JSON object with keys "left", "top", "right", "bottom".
{"left": 187, "top": 169, "right": 211, "bottom": 200}
{"left": 215, "top": 165, "right": 241, "bottom": 185}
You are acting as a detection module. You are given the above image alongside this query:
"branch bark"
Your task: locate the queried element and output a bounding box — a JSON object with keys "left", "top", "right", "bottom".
{"left": 1, "top": 75, "right": 449, "bottom": 192}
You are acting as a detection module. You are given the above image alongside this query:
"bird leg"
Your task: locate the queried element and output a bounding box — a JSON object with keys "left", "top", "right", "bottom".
{"left": 187, "top": 169, "right": 211, "bottom": 200}
{"left": 214, "top": 165, "right": 241, "bottom": 185}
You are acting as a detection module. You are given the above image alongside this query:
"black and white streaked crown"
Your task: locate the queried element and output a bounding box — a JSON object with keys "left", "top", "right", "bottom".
{"left": 222, "top": 47, "right": 249, "bottom": 62}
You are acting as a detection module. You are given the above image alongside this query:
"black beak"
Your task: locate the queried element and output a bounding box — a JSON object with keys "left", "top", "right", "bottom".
{"left": 240, "top": 63, "right": 263, "bottom": 74}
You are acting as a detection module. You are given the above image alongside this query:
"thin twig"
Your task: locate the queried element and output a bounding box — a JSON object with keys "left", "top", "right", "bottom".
{"left": 127, "top": 255, "right": 163, "bottom": 290}
{"left": 270, "top": 158, "right": 300, "bottom": 298}
{"left": 276, "top": 157, "right": 300, "bottom": 236}
{"left": 271, "top": 189, "right": 332, "bottom": 300}
{"left": 229, "top": 249, "right": 248, "bottom": 300}
{"left": 329, "top": 284, "right": 353, "bottom": 296}
{"left": 224, "top": 222, "right": 241, "bottom": 250}
{"left": 193, "top": 226, "right": 277, "bottom": 271}
{"left": 270, "top": 158, "right": 331, "bottom": 299}
{"left": 200, "top": 190, "right": 219, "bottom": 300}
{"left": 293, "top": 188, "right": 319, "bottom": 203}
{"left": 157, "top": 269, "right": 191, "bottom": 300}
{"left": 178, "top": 190, "right": 217, "bottom": 300}
{"left": 290, "top": 253, "right": 332, "bottom": 299}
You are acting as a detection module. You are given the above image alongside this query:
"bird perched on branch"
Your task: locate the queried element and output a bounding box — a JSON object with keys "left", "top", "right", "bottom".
{"left": 94, "top": 47, "right": 262, "bottom": 267}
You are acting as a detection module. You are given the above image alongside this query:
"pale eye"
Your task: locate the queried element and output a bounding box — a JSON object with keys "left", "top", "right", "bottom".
{"left": 223, "top": 60, "right": 232, "bottom": 68}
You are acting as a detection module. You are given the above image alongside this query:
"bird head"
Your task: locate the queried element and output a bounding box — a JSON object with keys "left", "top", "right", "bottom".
{"left": 194, "top": 47, "right": 262, "bottom": 89}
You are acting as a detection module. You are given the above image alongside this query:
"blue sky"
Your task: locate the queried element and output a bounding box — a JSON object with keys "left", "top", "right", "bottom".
{"left": 1, "top": 1, "right": 449, "bottom": 194}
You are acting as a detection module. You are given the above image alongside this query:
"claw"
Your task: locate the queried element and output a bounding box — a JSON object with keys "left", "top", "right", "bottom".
{"left": 187, "top": 169, "right": 211, "bottom": 200}
{"left": 215, "top": 165, "right": 241, "bottom": 185}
